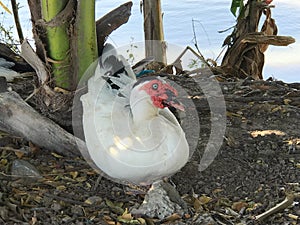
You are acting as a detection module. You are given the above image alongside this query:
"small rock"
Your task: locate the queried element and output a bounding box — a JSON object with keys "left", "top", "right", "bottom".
{"left": 193, "top": 213, "right": 217, "bottom": 224}
{"left": 51, "top": 202, "right": 62, "bottom": 212}
{"left": 62, "top": 215, "right": 72, "bottom": 223}
{"left": 0, "top": 206, "right": 9, "bottom": 220}
{"left": 84, "top": 196, "right": 102, "bottom": 205}
{"left": 131, "top": 180, "right": 184, "bottom": 219}
{"left": 11, "top": 159, "right": 42, "bottom": 179}
{"left": 71, "top": 205, "right": 84, "bottom": 216}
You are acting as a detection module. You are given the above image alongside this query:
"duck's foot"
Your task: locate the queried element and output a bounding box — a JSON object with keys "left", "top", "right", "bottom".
{"left": 124, "top": 183, "right": 150, "bottom": 196}
{"left": 131, "top": 180, "right": 187, "bottom": 220}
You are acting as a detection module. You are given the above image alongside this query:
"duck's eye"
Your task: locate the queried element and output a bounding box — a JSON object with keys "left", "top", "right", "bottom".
{"left": 152, "top": 83, "right": 159, "bottom": 90}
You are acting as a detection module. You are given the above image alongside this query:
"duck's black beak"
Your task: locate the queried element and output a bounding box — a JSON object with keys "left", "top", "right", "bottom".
{"left": 162, "top": 88, "right": 185, "bottom": 111}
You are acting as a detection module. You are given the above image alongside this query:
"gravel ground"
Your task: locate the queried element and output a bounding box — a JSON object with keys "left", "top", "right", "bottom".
{"left": 0, "top": 76, "right": 299, "bottom": 224}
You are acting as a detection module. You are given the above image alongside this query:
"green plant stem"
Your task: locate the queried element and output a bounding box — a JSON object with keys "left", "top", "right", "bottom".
{"left": 41, "top": 0, "right": 70, "bottom": 89}
{"left": 75, "top": 0, "right": 98, "bottom": 81}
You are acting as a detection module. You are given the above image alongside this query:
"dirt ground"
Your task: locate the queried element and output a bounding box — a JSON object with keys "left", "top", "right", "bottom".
{"left": 0, "top": 75, "right": 299, "bottom": 224}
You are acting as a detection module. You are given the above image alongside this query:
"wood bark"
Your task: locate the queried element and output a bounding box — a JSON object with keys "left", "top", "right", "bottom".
{"left": 0, "top": 43, "right": 32, "bottom": 72}
{"left": 143, "top": 0, "right": 167, "bottom": 65}
{"left": 241, "top": 33, "right": 295, "bottom": 46}
{"left": 11, "top": 0, "right": 24, "bottom": 43}
{"left": 220, "top": 0, "right": 294, "bottom": 80}
{"left": 0, "top": 91, "right": 82, "bottom": 157}
{"left": 27, "top": 0, "right": 46, "bottom": 62}
{"left": 96, "top": 1, "right": 133, "bottom": 54}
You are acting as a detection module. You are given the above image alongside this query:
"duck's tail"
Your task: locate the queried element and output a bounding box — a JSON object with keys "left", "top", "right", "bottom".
{"left": 97, "top": 43, "right": 136, "bottom": 91}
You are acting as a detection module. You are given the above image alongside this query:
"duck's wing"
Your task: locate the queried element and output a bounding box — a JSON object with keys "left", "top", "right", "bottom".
{"left": 97, "top": 43, "right": 136, "bottom": 99}
{"left": 80, "top": 44, "right": 137, "bottom": 181}
{"left": 82, "top": 43, "right": 137, "bottom": 134}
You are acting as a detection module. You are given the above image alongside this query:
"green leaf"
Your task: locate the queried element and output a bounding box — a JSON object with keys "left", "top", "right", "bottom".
{"left": 105, "top": 199, "right": 124, "bottom": 215}
{"left": 230, "top": 0, "right": 244, "bottom": 17}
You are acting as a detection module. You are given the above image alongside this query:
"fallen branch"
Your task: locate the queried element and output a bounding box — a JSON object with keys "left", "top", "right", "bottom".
{"left": 254, "top": 193, "right": 299, "bottom": 222}
{"left": 242, "top": 33, "right": 295, "bottom": 46}
{"left": 0, "top": 90, "right": 83, "bottom": 157}
{"left": 96, "top": 1, "right": 132, "bottom": 53}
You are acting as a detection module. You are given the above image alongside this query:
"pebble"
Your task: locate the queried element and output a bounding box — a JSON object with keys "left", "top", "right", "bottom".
{"left": 51, "top": 202, "right": 62, "bottom": 212}
{"left": 11, "top": 159, "right": 42, "bottom": 179}
{"left": 131, "top": 180, "right": 184, "bottom": 219}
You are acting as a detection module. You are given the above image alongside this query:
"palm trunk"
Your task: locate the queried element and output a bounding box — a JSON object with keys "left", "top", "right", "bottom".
{"left": 72, "top": 0, "right": 98, "bottom": 85}
{"left": 41, "top": 0, "right": 71, "bottom": 89}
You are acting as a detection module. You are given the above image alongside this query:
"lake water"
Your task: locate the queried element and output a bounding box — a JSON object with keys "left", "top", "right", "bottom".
{"left": 1, "top": 0, "right": 299, "bottom": 82}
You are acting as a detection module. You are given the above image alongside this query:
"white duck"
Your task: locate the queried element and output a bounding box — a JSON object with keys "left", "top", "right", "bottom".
{"left": 80, "top": 44, "right": 189, "bottom": 185}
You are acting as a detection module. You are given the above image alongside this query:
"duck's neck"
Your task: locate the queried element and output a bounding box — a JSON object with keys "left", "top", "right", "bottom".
{"left": 131, "top": 99, "right": 158, "bottom": 125}
{"left": 130, "top": 92, "right": 158, "bottom": 125}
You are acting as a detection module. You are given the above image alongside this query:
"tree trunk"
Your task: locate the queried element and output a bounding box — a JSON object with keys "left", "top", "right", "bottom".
{"left": 143, "top": 0, "right": 167, "bottom": 65}
{"left": 96, "top": 1, "right": 132, "bottom": 54}
{"left": 220, "top": 0, "right": 294, "bottom": 80}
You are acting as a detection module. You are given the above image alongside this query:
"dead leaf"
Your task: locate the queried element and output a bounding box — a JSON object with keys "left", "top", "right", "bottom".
{"left": 14, "top": 150, "right": 25, "bottom": 159}
{"left": 0, "top": 158, "right": 8, "bottom": 166}
{"left": 29, "top": 142, "right": 40, "bottom": 154}
{"left": 54, "top": 87, "right": 70, "bottom": 94}
{"left": 165, "top": 213, "right": 181, "bottom": 222}
{"left": 76, "top": 176, "right": 87, "bottom": 182}
{"left": 193, "top": 198, "right": 203, "bottom": 212}
{"left": 120, "top": 208, "right": 133, "bottom": 220}
{"left": 184, "top": 213, "right": 191, "bottom": 219}
{"left": 199, "top": 195, "right": 212, "bottom": 205}
{"left": 288, "top": 213, "right": 298, "bottom": 220}
{"left": 69, "top": 171, "right": 78, "bottom": 179}
{"left": 232, "top": 201, "right": 248, "bottom": 212}
{"left": 56, "top": 185, "right": 66, "bottom": 191}
{"left": 0, "top": 1, "right": 12, "bottom": 14}
{"left": 84, "top": 196, "right": 102, "bottom": 205}
{"left": 284, "top": 99, "right": 292, "bottom": 105}
{"left": 271, "top": 106, "right": 282, "bottom": 113}
{"left": 137, "top": 218, "right": 146, "bottom": 224}
{"left": 51, "top": 152, "right": 63, "bottom": 158}
{"left": 103, "top": 215, "right": 115, "bottom": 225}
{"left": 227, "top": 111, "right": 244, "bottom": 118}
{"left": 250, "top": 130, "right": 286, "bottom": 138}
{"left": 31, "top": 214, "right": 38, "bottom": 225}
{"left": 105, "top": 199, "right": 124, "bottom": 215}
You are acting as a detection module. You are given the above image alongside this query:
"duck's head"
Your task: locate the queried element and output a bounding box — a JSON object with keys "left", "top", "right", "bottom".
{"left": 131, "top": 77, "right": 184, "bottom": 112}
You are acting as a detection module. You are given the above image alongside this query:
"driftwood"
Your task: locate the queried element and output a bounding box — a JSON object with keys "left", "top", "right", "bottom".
{"left": 96, "top": 1, "right": 133, "bottom": 54}
{"left": 0, "top": 90, "right": 83, "bottom": 157}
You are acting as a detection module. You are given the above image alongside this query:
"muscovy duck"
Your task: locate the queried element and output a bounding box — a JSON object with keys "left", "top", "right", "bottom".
{"left": 80, "top": 44, "right": 189, "bottom": 185}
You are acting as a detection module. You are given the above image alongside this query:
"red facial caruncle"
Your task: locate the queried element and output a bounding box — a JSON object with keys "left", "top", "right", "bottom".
{"left": 139, "top": 79, "right": 184, "bottom": 111}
